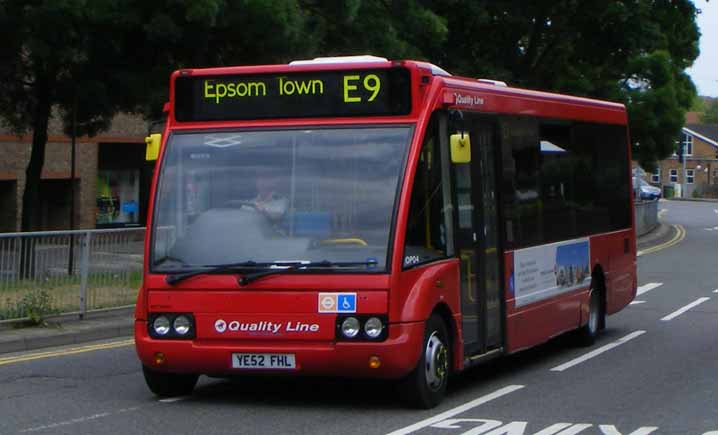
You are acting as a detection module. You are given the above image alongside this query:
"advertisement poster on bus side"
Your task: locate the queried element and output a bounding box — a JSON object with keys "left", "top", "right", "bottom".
{"left": 512, "top": 238, "right": 590, "bottom": 307}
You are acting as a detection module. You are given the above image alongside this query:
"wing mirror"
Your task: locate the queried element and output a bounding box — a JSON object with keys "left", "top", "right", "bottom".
{"left": 145, "top": 133, "right": 161, "bottom": 161}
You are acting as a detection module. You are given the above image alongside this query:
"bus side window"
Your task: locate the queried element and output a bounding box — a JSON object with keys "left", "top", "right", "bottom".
{"left": 501, "top": 117, "right": 541, "bottom": 250}
{"left": 404, "top": 115, "right": 448, "bottom": 268}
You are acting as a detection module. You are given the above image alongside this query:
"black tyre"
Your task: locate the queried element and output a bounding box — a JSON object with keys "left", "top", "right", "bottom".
{"left": 401, "top": 314, "right": 450, "bottom": 409}
{"left": 142, "top": 365, "right": 198, "bottom": 397}
{"left": 576, "top": 287, "right": 604, "bottom": 346}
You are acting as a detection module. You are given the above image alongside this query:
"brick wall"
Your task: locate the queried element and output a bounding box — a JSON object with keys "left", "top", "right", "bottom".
{"left": 0, "top": 111, "right": 144, "bottom": 231}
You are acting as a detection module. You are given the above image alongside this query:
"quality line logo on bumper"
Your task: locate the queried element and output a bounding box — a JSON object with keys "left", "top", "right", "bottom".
{"left": 214, "top": 319, "right": 319, "bottom": 334}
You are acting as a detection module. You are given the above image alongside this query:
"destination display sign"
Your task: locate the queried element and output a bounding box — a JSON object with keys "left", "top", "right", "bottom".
{"left": 174, "top": 67, "right": 412, "bottom": 122}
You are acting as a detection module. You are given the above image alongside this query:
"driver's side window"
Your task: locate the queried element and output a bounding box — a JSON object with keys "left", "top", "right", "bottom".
{"left": 403, "top": 114, "right": 448, "bottom": 269}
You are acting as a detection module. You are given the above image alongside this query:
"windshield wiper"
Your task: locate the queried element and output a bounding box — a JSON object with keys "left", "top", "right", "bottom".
{"left": 237, "top": 260, "right": 379, "bottom": 286}
{"left": 165, "top": 259, "right": 378, "bottom": 286}
{"left": 165, "top": 261, "right": 273, "bottom": 285}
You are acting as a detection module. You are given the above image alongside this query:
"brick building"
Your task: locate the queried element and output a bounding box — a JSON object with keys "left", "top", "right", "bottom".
{"left": 0, "top": 112, "right": 153, "bottom": 232}
{"left": 650, "top": 124, "right": 718, "bottom": 198}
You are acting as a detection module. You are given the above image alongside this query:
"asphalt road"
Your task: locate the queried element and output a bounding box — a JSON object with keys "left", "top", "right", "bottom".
{"left": 2, "top": 199, "right": 718, "bottom": 435}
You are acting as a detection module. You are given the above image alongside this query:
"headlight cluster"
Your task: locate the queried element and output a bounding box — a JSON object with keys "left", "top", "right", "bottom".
{"left": 336, "top": 315, "right": 387, "bottom": 341}
{"left": 148, "top": 313, "right": 195, "bottom": 339}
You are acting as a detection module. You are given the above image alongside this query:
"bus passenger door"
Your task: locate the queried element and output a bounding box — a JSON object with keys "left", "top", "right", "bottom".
{"left": 450, "top": 117, "right": 503, "bottom": 356}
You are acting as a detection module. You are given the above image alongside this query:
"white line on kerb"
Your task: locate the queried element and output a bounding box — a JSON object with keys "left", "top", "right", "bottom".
{"left": 384, "top": 385, "right": 525, "bottom": 435}
{"left": 158, "top": 397, "right": 189, "bottom": 403}
{"left": 637, "top": 283, "right": 663, "bottom": 295}
{"left": 661, "top": 297, "right": 710, "bottom": 321}
{"left": 550, "top": 331, "right": 646, "bottom": 372}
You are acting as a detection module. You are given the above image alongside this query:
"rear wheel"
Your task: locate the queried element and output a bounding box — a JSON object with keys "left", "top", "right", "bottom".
{"left": 142, "top": 365, "right": 198, "bottom": 397}
{"left": 577, "top": 287, "right": 603, "bottom": 346}
{"left": 401, "top": 314, "right": 450, "bottom": 409}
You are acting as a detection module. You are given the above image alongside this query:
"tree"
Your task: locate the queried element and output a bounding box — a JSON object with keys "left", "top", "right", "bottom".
{"left": 0, "top": 0, "right": 701, "bottom": 234}
{"left": 0, "top": 1, "right": 146, "bottom": 232}
{"left": 299, "top": 1, "right": 448, "bottom": 60}
{"left": 0, "top": 0, "right": 314, "bottom": 231}
{"left": 429, "top": 0, "right": 699, "bottom": 170}
{"left": 702, "top": 102, "right": 718, "bottom": 124}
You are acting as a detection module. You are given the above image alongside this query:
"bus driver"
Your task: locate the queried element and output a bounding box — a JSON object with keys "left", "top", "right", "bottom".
{"left": 250, "top": 170, "right": 288, "bottom": 223}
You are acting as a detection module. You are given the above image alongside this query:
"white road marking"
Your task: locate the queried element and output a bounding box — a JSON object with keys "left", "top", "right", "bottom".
{"left": 660, "top": 297, "right": 710, "bottom": 321}
{"left": 536, "top": 423, "right": 579, "bottom": 435}
{"left": 713, "top": 289, "right": 718, "bottom": 294}
{"left": 637, "top": 283, "right": 663, "bottom": 295}
{"left": 428, "top": 419, "right": 658, "bottom": 434}
{"left": 599, "top": 425, "right": 658, "bottom": 435}
{"left": 714, "top": 209, "right": 718, "bottom": 214}
{"left": 384, "top": 385, "right": 525, "bottom": 435}
{"left": 630, "top": 301, "right": 646, "bottom": 305}
{"left": 550, "top": 331, "right": 646, "bottom": 372}
{"left": 20, "top": 407, "right": 139, "bottom": 433}
{"left": 554, "top": 424, "right": 593, "bottom": 434}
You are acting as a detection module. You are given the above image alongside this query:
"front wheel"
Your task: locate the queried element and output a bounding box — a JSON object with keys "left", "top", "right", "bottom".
{"left": 142, "top": 365, "right": 198, "bottom": 397}
{"left": 576, "top": 288, "right": 604, "bottom": 346}
{"left": 400, "top": 314, "right": 450, "bottom": 409}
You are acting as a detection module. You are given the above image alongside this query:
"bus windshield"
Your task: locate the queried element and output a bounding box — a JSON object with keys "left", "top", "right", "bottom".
{"left": 151, "top": 126, "right": 413, "bottom": 273}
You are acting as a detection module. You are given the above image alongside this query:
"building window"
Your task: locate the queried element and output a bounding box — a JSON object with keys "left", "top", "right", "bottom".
{"left": 687, "top": 169, "right": 695, "bottom": 184}
{"left": 669, "top": 169, "right": 678, "bottom": 183}
{"left": 96, "top": 170, "right": 140, "bottom": 226}
{"left": 681, "top": 133, "right": 693, "bottom": 156}
{"left": 652, "top": 167, "right": 660, "bottom": 183}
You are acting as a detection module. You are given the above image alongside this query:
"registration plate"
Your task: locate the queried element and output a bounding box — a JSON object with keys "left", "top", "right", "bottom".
{"left": 231, "top": 353, "right": 296, "bottom": 369}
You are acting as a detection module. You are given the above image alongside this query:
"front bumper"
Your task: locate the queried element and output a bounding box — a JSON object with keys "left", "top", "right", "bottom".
{"left": 135, "top": 320, "right": 424, "bottom": 379}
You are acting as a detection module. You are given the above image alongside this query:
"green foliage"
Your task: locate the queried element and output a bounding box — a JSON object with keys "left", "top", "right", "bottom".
{"left": 691, "top": 96, "right": 706, "bottom": 112}
{"left": 434, "top": 0, "right": 699, "bottom": 170}
{"left": 4, "top": 290, "right": 55, "bottom": 324}
{"left": 702, "top": 102, "right": 718, "bottom": 124}
{"left": 0, "top": 0, "right": 701, "bottom": 219}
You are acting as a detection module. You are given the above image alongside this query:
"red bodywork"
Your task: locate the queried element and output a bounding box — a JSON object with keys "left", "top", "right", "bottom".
{"left": 135, "top": 59, "right": 637, "bottom": 378}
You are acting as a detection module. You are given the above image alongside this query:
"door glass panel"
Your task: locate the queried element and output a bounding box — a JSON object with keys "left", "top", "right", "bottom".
{"left": 453, "top": 160, "right": 481, "bottom": 348}
{"left": 476, "top": 125, "right": 501, "bottom": 348}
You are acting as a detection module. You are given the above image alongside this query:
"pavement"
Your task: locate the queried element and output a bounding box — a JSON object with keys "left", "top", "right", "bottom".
{"left": 0, "top": 308, "right": 134, "bottom": 354}
{"left": 636, "top": 221, "right": 676, "bottom": 252}
{"left": 0, "top": 215, "right": 680, "bottom": 356}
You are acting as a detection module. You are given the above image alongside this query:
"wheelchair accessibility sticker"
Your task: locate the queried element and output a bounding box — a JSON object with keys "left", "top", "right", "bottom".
{"left": 318, "top": 293, "right": 357, "bottom": 313}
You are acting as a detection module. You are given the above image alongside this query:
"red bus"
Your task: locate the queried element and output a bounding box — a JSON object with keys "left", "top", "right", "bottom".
{"left": 135, "top": 55, "right": 636, "bottom": 408}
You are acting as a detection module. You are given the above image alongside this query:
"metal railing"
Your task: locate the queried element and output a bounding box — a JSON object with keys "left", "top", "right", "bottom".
{"left": 0, "top": 228, "right": 145, "bottom": 322}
